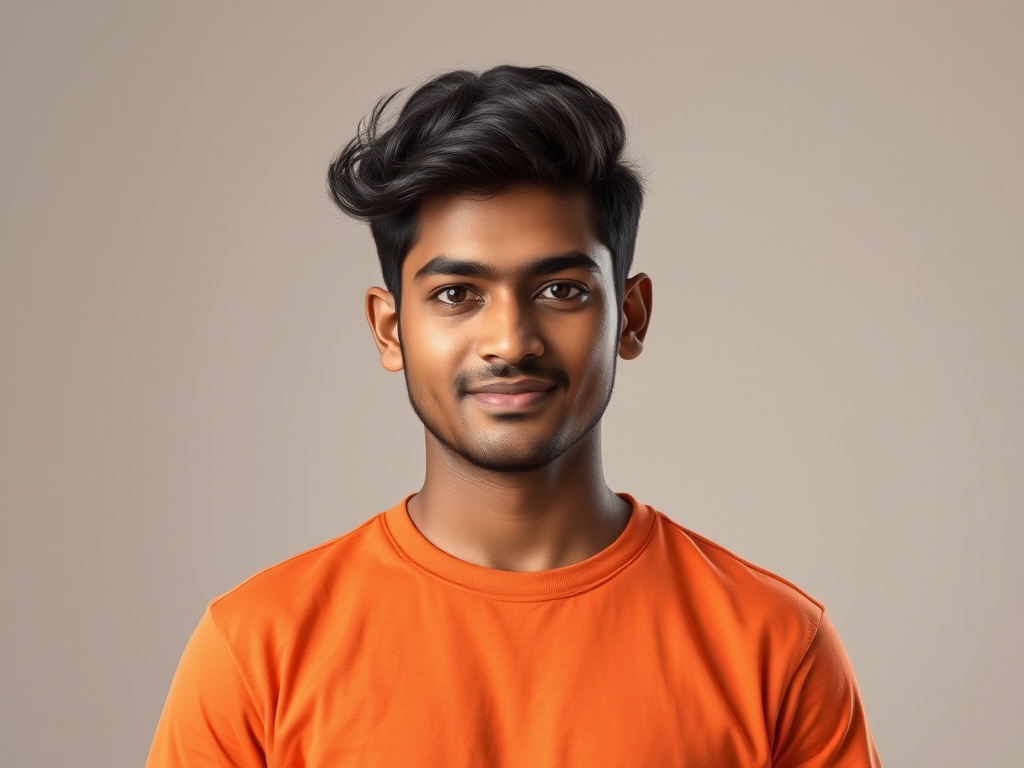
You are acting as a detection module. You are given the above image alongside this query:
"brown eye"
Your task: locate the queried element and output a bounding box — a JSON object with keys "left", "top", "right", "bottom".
{"left": 436, "top": 286, "right": 470, "bottom": 305}
{"left": 540, "top": 283, "right": 584, "bottom": 301}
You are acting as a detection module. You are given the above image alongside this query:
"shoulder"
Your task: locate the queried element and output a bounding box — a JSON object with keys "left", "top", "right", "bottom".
{"left": 657, "top": 512, "right": 823, "bottom": 609}
{"left": 206, "top": 510, "right": 398, "bottom": 654}
{"left": 651, "top": 510, "right": 825, "bottom": 656}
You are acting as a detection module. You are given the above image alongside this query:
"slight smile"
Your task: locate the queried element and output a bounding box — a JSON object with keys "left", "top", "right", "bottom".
{"left": 464, "top": 379, "right": 559, "bottom": 411}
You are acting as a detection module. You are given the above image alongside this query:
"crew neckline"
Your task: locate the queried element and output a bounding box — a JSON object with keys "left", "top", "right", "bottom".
{"left": 381, "top": 492, "right": 657, "bottom": 602}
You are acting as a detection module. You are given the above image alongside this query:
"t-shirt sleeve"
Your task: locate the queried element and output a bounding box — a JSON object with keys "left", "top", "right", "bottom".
{"left": 771, "top": 610, "right": 882, "bottom": 767}
{"left": 145, "top": 605, "right": 267, "bottom": 768}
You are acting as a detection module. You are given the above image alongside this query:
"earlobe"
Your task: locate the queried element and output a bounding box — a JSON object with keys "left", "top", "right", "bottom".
{"left": 365, "top": 287, "right": 404, "bottom": 372}
{"left": 618, "top": 272, "right": 653, "bottom": 361}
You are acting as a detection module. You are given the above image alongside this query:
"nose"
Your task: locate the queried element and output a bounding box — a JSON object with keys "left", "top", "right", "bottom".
{"left": 475, "top": 291, "right": 544, "bottom": 365}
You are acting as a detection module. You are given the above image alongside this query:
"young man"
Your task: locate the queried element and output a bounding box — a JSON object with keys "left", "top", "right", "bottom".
{"left": 146, "top": 66, "right": 880, "bottom": 766}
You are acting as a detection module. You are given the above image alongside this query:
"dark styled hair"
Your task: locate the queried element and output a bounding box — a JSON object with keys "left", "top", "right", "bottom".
{"left": 327, "top": 65, "right": 644, "bottom": 310}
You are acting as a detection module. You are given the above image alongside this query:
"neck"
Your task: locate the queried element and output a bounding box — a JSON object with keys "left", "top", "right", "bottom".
{"left": 406, "top": 425, "right": 630, "bottom": 572}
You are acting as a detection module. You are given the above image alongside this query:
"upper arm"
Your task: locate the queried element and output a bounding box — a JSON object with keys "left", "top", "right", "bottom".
{"left": 771, "top": 611, "right": 881, "bottom": 767}
{"left": 145, "top": 606, "right": 267, "bottom": 768}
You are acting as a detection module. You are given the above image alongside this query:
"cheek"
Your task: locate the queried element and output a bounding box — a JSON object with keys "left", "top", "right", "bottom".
{"left": 558, "top": 311, "right": 618, "bottom": 386}
{"left": 400, "top": 317, "right": 464, "bottom": 380}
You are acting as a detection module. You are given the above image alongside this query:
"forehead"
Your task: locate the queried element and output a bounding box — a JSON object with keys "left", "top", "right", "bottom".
{"left": 404, "top": 185, "right": 609, "bottom": 278}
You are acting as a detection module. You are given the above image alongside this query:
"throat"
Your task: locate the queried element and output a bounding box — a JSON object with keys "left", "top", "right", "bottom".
{"left": 408, "top": 434, "right": 630, "bottom": 571}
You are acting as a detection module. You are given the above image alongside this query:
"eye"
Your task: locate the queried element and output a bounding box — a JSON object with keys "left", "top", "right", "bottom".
{"left": 433, "top": 286, "right": 477, "bottom": 306}
{"left": 538, "top": 282, "right": 586, "bottom": 301}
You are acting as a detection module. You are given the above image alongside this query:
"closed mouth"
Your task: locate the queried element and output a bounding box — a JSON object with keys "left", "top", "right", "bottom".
{"left": 464, "top": 379, "right": 558, "bottom": 395}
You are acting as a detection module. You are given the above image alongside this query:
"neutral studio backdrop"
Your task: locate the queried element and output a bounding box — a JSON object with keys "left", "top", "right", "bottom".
{"left": 2, "top": 2, "right": 1021, "bottom": 765}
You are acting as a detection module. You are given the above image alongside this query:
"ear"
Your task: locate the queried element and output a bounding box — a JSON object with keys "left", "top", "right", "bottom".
{"left": 365, "top": 287, "right": 404, "bottom": 372}
{"left": 618, "top": 272, "right": 652, "bottom": 361}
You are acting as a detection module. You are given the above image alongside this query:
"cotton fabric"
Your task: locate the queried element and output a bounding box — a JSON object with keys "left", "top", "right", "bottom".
{"left": 146, "top": 494, "right": 880, "bottom": 766}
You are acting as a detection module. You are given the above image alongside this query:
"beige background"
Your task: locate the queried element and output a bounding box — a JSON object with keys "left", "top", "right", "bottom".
{"left": 2, "top": 1, "right": 1021, "bottom": 765}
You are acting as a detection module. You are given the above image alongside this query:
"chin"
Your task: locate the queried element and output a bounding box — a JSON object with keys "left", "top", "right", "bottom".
{"left": 455, "top": 437, "right": 553, "bottom": 471}
{"left": 461, "top": 452, "right": 560, "bottom": 474}
{"left": 437, "top": 430, "right": 569, "bottom": 473}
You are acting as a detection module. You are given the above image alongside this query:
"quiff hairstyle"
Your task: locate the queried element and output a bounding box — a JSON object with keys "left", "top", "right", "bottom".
{"left": 327, "top": 65, "right": 644, "bottom": 310}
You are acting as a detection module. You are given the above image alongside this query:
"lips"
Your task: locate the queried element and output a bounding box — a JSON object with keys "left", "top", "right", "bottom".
{"left": 465, "top": 378, "right": 558, "bottom": 395}
{"left": 464, "top": 378, "right": 558, "bottom": 411}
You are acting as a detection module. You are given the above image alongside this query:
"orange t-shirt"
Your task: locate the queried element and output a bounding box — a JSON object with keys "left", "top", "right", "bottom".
{"left": 146, "top": 494, "right": 880, "bottom": 767}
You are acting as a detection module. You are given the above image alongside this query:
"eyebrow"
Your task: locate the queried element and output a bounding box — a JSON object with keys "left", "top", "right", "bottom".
{"left": 412, "top": 251, "right": 601, "bottom": 282}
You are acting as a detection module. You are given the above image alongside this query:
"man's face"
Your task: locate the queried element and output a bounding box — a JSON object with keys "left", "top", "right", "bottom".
{"left": 392, "top": 184, "right": 623, "bottom": 472}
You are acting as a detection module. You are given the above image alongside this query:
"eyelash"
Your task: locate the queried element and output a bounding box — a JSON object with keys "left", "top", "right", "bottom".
{"left": 430, "top": 283, "right": 589, "bottom": 307}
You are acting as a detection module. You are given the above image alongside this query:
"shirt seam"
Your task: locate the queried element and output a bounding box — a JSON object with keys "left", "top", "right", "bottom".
{"left": 206, "top": 602, "right": 269, "bottom": 764}
{"left": 769, "top": 605, "right": 826, "bottom": 759}
{"left": 658, "top": 514, "right": 825, "bottom": 611}
{"left": 379, "top": 507, "right": 658, "bottom": 603}
{"left": 211, "top": 514, "right": 380, "bottom": 603}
